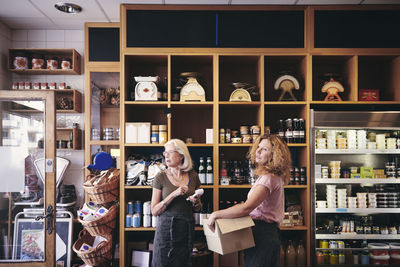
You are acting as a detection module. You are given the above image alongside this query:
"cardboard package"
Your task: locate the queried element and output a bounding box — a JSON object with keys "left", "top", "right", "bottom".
{"left": 203, "top": 216, "right": 255, "bottom": 255}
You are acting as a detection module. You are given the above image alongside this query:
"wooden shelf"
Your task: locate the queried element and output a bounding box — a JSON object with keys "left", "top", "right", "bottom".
{"left": 57, "top": 128, "right": 82, "bottom": 150}
{"left": 9, "top": 48, "right": 81, "bottom": 75}
{"left": 9, "top": 89, "right": 82, "bottom": 113}
{"left": 89, "top": 140, "right": 120, "bottom": 145}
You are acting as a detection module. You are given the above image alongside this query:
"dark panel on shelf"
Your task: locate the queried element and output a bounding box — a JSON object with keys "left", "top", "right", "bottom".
{"left": 89, "top": 27, "right": 120, "bottom": 61}
{"left": 218, "top": 11, "right": 304, "bottom": 48}
{"left": 315, "top": 10, "right": 400, "bottom": 48}
{"left": 126, "top": 10, "right": 216, "bottom": 47}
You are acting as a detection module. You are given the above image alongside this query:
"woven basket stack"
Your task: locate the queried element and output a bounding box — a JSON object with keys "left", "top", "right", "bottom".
{"left": 73, "top": 168, "right": 120, "bottom": 266}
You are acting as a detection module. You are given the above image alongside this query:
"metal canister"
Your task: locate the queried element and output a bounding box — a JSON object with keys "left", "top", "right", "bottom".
{"left": 152, "top": 215, "right": 158, "bottom": 227}
{"left": 127, "top": 201, "right": 134, "bottom": 214}
{"left": 143, "top": 201, "right": 151, "bottom": 215}
{"left": 151, "top": 125, "right": 159, "bottom": 143}
{"left": 143, "top": 214, "right": 151, "bottom": 227}
{"left": 135, "top": 201, "right": 143, "bottom": 214}
{"left": 103, "top": 127, "right": 114, "bottom": 140}
{"left": 125, "top": 214, "right": 133, "bottom": 227}
{"left": 320, "top": 240, "right": 329, "bottom": 249}
{"left": 133, "top": 213, "right": 141, "bottom": 227}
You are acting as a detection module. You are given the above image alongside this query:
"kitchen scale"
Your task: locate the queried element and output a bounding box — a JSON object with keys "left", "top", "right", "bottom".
{"left": 14, "top": 157, "right": 74, "bottom": 216}
{"left": 321, "top": 77, "right": 344, "bottom": 101}
{"left": 274, "top": 74, "right": 300, "bottom": 101}
{"left": 179, "top": 72, "right": 206, "bottom": 102}
{"left": 134, "top": 76, "right": 159, "bottom": 101}
{"left": 229, "top": 83, "right": 255, "bottom": 102}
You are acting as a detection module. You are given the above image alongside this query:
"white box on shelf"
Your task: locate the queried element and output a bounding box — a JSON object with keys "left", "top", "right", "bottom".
{"left": 125, "top": 123, "right": 138, "bottom": 143}
{"left": 125, "top": 122, "right": 151, "bottom": 143}
{"left": 206, "top": 128, "right": 213, "bottom": 144}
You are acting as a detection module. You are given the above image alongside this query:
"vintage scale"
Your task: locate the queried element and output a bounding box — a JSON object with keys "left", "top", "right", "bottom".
{"left": 274, "top": 74, "right": 300, "bottom": 101}
{"left": 134, "top": 76, "right": 159, "bottom": 101}
{"left": 179, "top": 72, "right": 206, "bottom": 102}
{"left": 229, "top": 83, "right": 255, "bottom": 102}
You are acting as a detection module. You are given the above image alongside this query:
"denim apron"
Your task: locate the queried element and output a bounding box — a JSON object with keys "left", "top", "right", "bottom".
{"left": 244, "top": 219, "right": 281, "bottom": 267}
{"left": 152, "top": 212, "right": 194, "bottom": 267}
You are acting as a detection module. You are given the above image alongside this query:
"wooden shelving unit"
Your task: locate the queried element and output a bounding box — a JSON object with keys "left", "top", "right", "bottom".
{"left": 8, "top": 48, "right": 81, "bottom": 75}
{"left": 81, "top": 4, "right": 400, "bottom": 267}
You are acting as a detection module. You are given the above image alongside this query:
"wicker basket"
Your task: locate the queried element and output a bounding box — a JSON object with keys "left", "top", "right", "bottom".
{"left": 78, "top": 203, "right": 118, "bottom": 236}
{"left": 83, "top": 171, "right": 120, "bottom": 205}
{"left": 72, "top": 230, "right": 112, "bottom": 266}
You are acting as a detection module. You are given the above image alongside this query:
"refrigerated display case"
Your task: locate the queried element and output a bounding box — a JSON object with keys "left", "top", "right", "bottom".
{"left": 310, "top": 110, "right": 400, "bottom": 266}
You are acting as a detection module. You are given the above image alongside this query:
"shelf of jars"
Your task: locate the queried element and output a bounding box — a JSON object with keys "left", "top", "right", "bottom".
{"left": 315, "top": 234, "right": 400, "bottom": 240}
{"left": 315, "top": 208, "right": 400, "bottom": 213}
{"left": 315, "top": 178, "right": 400, "bottom": 184}
{"left": 315, "top": 149, "right": 400, "bottom": 154}
{"left": 9, "top": 48, "right": 81, "bottom": 75}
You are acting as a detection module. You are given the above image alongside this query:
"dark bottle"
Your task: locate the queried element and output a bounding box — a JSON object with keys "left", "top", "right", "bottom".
{"left": 220, "top": 160, "right": 228, "bottom": 179}
{"left": 285, "top": 118, "right": 293, "bottom": 143}
{"left": 299, "top": 118, "right": 305, "bottom": 143}
{"left": 300, "top": 167, "right": 306, "bottom": 185}
{"left": 206, "top": 157, "right": 213, "bottom": 185}
{"left": 289, "top": 167, "right": 295, "bottom": 185}
{"left": 278, "top": 119, "right": 285, "bottom": 139}
{"left": 198, "top": 157, "right": 206, "bottom": 184}
{"left": 199, "top": 201, "right": 207, "bottom": 226}
{"left": 292, "top": 118, "right": 299, "bottom": 143}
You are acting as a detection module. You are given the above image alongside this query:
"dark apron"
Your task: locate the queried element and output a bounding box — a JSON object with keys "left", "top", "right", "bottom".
{"left": 244, "top": 219, "right": 281, "bottom": 267}
{"left": 152, "top": 213, "right": 194, "bottom": 267}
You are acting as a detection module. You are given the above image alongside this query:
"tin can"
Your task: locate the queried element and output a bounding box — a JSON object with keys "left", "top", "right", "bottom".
{"left": 127, "top": 201, "right": 134, "bottom": 214}
{"left": 40, "top": 82, "right": 47, "bottom": 89}
{"left": 103, "top": 127, "right": 114, "bottom": 140}
{"left": 250, "top": 125, "right": 261, "bottom": 135}
{"left": 115, "top": 127, "right": 120, "bottom": 140}
{"left": 320, "top": 240, "right": 329, "bottom": 249}
{"left": 151, "top": 125, "right": 159, "bottom": 143}
{"left": 143, "top": 201, "right": 151, "bottom": 215}
{"left": 125, "top": 214, "right": 133, "bottom": 227}
{"left": 12, "top": 82, "right": 18, "bottom": 89}
{"left": 159, "top": 125, "right": 167, "bottom": 144}
{"left": 135, "top": 201, "right": 143, "bottom": 213}
{"left": 143, "top": 214, "right": 151, "bottom": 227}
{"left": 329, "top": 241, "right": 338, "bottom": 249}
{"left": 91, "top": 128, "right": 100, "bottom": 140}
{"left": 152, "top": 215, "right": 158, "bottom": 227}
{"left": 133, "top": 213, "right": 141, "bottom": 227}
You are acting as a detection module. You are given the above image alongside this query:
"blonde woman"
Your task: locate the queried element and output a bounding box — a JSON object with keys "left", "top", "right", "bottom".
{"left": 207, "top": 134, "right": 291, "bottom": 267}
{"left": 151, "top": 139, "right": 202, "bottom": 267}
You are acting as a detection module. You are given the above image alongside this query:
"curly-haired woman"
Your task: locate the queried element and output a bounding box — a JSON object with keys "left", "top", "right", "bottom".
{"left": 207, "top": 134, "right": 291, "bottom": 267}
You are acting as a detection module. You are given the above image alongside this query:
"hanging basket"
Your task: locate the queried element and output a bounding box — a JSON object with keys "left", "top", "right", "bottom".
{"left": 78, "top": 203, "right": 118, "bottom": 236}
{"left": 72, "top": 230, "right": 112, "bottom": 266}
{"left": 83, "top": 170, "right": 120, "bottom": 205}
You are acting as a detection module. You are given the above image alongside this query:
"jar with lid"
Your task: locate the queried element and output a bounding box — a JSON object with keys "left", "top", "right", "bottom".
{"left": 31, "top": 54, "right": 45, "bottom": 69}
{"left": 13, "top": 51, "right": 28, "bottom": 69}
{"left": 61, "top": 57, "right": 71, "bottom": 69}
{"left": 219, "top": 128, "right": 225, "bottom": 143}
{"left": 46, "top": 56, "right": 58, "bottom": 70}
{"left": 151, "top": 125, "right": 159, "bottom": 144}
{"left": 159, "top": 125, "right": 167, "bottom": 144}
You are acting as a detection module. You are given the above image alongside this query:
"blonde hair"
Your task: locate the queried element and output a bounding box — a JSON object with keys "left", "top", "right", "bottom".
{"left": 247, "top": 134, "right": 291, "bottom": 185}
{"left": 165, "top": 139, "right": 193, "bottom": 172}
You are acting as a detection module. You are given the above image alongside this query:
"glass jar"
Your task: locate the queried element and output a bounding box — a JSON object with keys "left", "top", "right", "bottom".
{"left": 31, "top": 54, "right": 44, "bottom": 69}
{"left": 46, "top": 56, "right": 58, "bottom": 70}
{"left": 61, "top": 57, "right": 71, "bottom": 69}
{"left": 13, "top": 52, "right": 28, "bottom": 69}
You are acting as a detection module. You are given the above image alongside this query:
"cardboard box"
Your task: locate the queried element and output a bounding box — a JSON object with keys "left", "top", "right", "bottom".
{"left": 203, "top": 216, "right": 255, "bottom": 255}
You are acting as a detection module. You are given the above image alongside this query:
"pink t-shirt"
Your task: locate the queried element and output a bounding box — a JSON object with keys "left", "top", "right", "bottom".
{"left": 247, "top": 173, "right": 285, "bottom": 223}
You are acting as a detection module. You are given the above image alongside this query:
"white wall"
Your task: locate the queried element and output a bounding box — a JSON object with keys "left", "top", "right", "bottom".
{"left": 10, "top": 29, "right": 86, "bottom": 206}
{"left": 0, "top": 21, "right": 11, "bottom": 90}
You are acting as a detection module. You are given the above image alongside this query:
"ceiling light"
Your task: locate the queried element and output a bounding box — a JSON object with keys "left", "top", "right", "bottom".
{"left": 54, "top": 3, "right": 82, "bottom": 14}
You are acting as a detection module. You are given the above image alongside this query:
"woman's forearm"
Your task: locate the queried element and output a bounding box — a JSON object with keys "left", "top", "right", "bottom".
{"left": 213, "top": 203, "right": 253, "bottom": 219}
